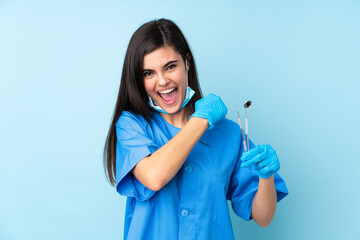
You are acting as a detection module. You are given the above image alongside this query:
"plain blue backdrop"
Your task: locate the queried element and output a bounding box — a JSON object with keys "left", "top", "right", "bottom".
{"left": 1, "top": 0, "right": 359, "bottom": 239}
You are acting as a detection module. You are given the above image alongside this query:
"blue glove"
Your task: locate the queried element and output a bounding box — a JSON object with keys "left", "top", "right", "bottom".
{"left": 240, "top": 145, "right": 280, "bottom": 179}
{"left": 189, "top": 94, "right": 227, "bottom": 129}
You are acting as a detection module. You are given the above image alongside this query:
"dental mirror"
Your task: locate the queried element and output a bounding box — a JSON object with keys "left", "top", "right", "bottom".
{"left": 244, "top": 100, "right": 252, "bottom": 109}
{"left": 244, "top": 100, "right": 252, "bottom": 151}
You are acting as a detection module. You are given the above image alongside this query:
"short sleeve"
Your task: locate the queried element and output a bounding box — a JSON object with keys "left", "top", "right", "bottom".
{"left": 115, "top": 112, "right": 160, "bottom": 201}
{"left": 226, "top": 139, "right": 289, "bottom": 221}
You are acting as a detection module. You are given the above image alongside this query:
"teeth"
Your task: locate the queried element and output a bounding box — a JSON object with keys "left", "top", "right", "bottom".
{"left": 158, "top": 88, "right": 175, "bottom": 94}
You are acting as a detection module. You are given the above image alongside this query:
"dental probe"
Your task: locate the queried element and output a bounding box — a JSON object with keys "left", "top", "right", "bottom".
{"left": 235, "top": 105, "right": 248, "bottom": 151}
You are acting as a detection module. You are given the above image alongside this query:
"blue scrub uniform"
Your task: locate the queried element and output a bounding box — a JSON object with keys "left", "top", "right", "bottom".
{"left": 116, "top": 111, "right": 289, "bottom": 240}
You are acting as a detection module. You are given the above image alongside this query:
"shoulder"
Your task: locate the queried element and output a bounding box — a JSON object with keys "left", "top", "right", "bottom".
{"left": 116, "top": 111, "right": 151, "bottom": 130}
{"left": 212, "top": 118, "right": 241, "bottom": 142}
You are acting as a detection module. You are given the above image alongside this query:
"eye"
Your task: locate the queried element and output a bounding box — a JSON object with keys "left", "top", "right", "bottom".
{"left": 143, "top": 71, "right": 152, "bottom": 77}
{"left": 166, "top": 64, "right": 176, "bottom": 70}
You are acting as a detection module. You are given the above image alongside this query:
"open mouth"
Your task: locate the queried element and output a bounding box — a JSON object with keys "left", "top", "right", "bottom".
{"left": 157, "top": 87, "right": 178, "bottom": 105}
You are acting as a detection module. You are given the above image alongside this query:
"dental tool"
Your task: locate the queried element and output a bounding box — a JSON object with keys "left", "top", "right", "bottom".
{"left": 244, "top": 101, "right": 252, "bottom": 151}
{"left": 235, "top": 105, "right": 248, "bottom": 151}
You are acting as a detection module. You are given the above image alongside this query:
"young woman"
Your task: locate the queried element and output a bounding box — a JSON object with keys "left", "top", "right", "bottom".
{"left": 104, "top": 18, "right": 288, "bottom": 240}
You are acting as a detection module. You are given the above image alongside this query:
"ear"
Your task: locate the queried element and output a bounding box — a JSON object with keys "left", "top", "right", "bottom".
{"left": 186, "top": 54, "right": 191, "bottom": 71}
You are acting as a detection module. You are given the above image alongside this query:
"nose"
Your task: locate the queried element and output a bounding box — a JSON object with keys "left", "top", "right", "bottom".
{"left": 157, "top": 73, "right": 170, "bottom": 86}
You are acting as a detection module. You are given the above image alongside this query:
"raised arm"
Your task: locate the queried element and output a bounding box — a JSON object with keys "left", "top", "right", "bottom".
{"left": 132, "top": 117, "right": 208, "bottom": 191}
{"left": 131, "top": 94, "right": 227, "bottom": 191}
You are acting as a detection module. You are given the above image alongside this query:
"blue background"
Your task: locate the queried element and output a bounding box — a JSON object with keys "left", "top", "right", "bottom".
{"left": 1, "top": 0, "right": 359, "bottom": 239}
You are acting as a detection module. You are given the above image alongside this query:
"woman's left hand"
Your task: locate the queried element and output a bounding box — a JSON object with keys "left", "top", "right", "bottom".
{"left": 240, "top": 145, "right": 280, "bottom": 179}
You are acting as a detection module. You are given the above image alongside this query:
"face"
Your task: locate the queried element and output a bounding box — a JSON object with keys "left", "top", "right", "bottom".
{"left": 142, "top": 45, "right": 189, "bottom": 114}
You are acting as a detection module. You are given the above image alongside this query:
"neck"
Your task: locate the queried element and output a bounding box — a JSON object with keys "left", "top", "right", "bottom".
{"left": 160, "top": 108, "right": 190, "bottom": 129}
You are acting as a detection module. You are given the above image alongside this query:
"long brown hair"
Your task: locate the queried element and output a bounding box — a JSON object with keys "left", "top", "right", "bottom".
{"left": 103, "top": 18, "right": 203, "bottom": 186}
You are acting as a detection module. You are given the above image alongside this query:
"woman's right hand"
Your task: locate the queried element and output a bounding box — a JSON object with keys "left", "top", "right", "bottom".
{"left": 189, "top": 94, "right": 228, "bottom": 129}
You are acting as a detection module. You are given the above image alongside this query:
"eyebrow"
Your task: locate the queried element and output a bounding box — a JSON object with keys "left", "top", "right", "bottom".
{"left": 143, "top": 60, "right": 179, "bottom": 72}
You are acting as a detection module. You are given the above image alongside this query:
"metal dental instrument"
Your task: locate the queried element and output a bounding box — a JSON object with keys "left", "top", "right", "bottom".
{"left": 244, "top": 101, "right": 252, "bottom": 151}
{"left": 235, "top": 105, "right": 248, "bottom": 151}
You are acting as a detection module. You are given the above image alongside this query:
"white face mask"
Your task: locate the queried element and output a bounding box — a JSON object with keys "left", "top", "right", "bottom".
{"left": 148, "top": 86, "right": 195, "bottom": 114}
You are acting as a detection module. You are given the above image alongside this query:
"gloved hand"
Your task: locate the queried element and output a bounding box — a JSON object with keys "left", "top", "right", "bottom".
{"left": 240, "top": 144, "right": 280, "bottom": 179}
{"left": 189, "top": 94, "right": 227, "bottom": 129}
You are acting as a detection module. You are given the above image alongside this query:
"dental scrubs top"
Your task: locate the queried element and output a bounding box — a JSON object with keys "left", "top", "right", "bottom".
{"left": 116, "top": 111, "right": 289, "bottom": 240}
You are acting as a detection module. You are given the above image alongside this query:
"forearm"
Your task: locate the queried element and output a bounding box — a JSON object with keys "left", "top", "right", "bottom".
{"left": 132, "top": 117, "right": 209, "bottom": 191}
{"left": 251, "top": 175, "right": 277, "bottom": 228}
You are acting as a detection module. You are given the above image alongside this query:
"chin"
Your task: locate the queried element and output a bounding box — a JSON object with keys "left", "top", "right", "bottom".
{"left": 162, "top": 102, "right": 185, "bottom": 114}
{"left": 163, "top": 107, "right": 180, "bottom": 115}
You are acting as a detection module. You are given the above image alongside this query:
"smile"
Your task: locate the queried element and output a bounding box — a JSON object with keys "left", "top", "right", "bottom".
{"left": 157, "top": 87, "right": 178, "bottom": 105}
{"left": 158, "top": 88, "right": 176, "bottom": 94}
